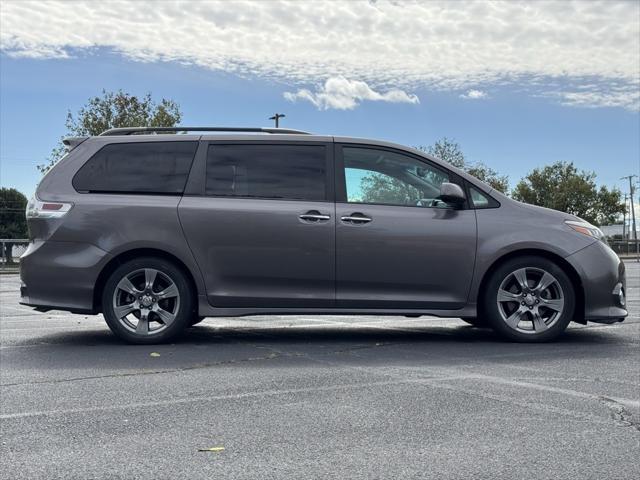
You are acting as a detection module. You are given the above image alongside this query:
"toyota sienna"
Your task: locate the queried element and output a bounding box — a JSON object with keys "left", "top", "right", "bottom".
{"left": 20, "top": 126, "right": 627, "bottom": 344}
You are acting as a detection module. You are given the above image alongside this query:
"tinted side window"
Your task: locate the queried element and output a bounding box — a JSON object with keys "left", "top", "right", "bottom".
{"left": 206, "top": 144, "right": 327, "bottom": 201}
{"left": 342, "top": 147, "right": 450, "bottom": 208}
{"left": 73, "top": 142, "right": 198, "bottom": 194}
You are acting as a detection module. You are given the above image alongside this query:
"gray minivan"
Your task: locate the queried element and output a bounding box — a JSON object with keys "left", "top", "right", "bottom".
{"left": 21, "top": 127, "right": 627, "bottom": 344}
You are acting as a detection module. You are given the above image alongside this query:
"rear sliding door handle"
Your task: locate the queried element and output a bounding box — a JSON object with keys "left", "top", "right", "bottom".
{"left": 341, "top": 214, "right": 372, "bottom": 224}
{"left": 299, "top": 211, "right": 331, "bottom": 222}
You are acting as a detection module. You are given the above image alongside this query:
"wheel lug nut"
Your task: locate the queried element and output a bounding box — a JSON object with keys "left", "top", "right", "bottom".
{"left": 521, "top": 301, "right": 525, "bottom": 305}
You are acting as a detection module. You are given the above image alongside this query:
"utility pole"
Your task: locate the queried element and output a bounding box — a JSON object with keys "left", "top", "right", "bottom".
{"left": 621, "top": 175, "right": 638, "bottom": 241}
{"left": 621, "top": 174, "right": 638, "bottom": 261}
{"left": 636, "top": 180, "right": 640, "bottom": 261}
{"left": 269, "top": 113, "right": 285, "bottom": 128}
{"left": 622, "top": 193, "right": 627, "bottom": 239}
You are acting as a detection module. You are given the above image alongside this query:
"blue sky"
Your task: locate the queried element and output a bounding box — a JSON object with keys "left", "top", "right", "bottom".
{"left": 1, "top": 0, "right": 639, "bottom": 199}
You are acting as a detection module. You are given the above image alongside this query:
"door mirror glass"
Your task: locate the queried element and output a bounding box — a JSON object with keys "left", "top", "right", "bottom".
{"left": 438, "top": 182, "right": 466, "bottom": 206}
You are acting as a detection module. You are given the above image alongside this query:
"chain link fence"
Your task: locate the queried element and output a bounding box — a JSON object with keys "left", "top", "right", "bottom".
{"left": 608, "top": 240, "right": 640, "bottom": 259}
{"left": 0, "top": 239, "right": 29, "bottom": 271}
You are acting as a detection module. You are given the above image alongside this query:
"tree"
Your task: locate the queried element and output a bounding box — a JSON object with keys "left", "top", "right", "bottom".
{"left": 466, "top": 163, "right": 509, "bottom": 194}
{"left": 512, "top": 161, "right": 625, "bottom": 226}
{"left": 38, "top": 90, "right": 182, "bottom": 173}
{"left": 421, "top": 137, "right": 466, "bottom": 168}
{"left": 360, "top": 172, "right": 422, "bottom": 205}
{"left": 0, "top": 188, "right": 28, "bottom": 264}
{"left": 417, "top": 137, "right": 509, "bottom": 193}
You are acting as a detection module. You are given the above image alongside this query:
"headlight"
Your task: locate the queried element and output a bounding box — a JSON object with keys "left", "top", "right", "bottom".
{"left": 564, "top": 220, "right": 605, "bottom": 241}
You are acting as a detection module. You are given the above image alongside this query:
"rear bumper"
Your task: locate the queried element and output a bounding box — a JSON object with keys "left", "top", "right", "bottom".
{"left": 565, "top": 241, "right": 627, "bottom": 323}
{"left": 19, "top": 240, "right": 111, "bottom": 313}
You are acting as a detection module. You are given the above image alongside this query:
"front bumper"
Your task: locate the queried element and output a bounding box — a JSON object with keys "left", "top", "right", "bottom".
{"left": 20, "top": 240, "right": 112, "bottom": 313}
{"left": 565, "top": 240, "right": 627, "bottom": 323}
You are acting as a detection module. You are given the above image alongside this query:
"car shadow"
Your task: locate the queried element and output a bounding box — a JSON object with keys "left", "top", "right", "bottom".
{"left": 7, "top": 319, "right": 629, "bottom": 346}
{"left": 3, "top": 320, "right": 630, "bottom": 375}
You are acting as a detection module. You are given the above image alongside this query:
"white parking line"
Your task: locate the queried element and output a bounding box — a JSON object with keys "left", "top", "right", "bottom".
{"left": 0, "top": 379, "right": 409, "bottom": 419}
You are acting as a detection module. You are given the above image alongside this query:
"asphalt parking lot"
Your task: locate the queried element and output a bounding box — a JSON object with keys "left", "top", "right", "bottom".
{"left": 1, "top": 262, "right": 638, "bottom": 480}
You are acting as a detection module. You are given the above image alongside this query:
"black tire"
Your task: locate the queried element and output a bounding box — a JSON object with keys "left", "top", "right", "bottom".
{"left": 102, "top": 257, "right": 194, "bottom": 344}
{"left": 483, "top": 256, "right": 575, "bottom": 342}
{"left": 460, "top": 317, "right": 488, "bottom": 328}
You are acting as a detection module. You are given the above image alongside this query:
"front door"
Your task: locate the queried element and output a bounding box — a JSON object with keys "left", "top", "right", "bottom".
{"left": 335, "top": 144, "right": 477, "bottom": 309}
{"left": 179, "top": 142, "right": 335, "bottom": 308}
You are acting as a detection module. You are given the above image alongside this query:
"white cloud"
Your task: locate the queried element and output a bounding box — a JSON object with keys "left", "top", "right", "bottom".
{"left": 556, "top": 90, "right": 640, "bottom": 111}
{"left": 284, "top": 77, "right": 419, "bottom": 110}
{"left": 0, "top": 0, "right": 638, "bottom": 110}
{"left": 460, "top": 89, "right": 488, "bottom": 100}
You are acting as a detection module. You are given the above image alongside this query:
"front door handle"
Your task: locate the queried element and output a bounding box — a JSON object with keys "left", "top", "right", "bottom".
{"left": 299, "top": 210, "right": 331, "bottom": 222}
{"left": 341, "top": 213, "right": 372, "bottom": 224}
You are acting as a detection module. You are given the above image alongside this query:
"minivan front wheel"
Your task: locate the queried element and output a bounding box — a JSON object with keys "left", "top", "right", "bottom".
{"left": 483, "top": 256, "right": 575, "bottom": 342}
{"left": 102, "top": 257, "right": 194, "bottom": 344}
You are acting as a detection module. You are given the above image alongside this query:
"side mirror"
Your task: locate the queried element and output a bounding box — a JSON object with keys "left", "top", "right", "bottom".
{"left": 438, "top": 182, "right": 466, "bottom": 206}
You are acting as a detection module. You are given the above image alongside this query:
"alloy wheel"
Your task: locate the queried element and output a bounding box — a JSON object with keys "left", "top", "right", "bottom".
{"left": 112, "top": 268, "right": 180, "bottom": 336}
{"left": 496, "top": 267, "right": 565, "bottom": 334}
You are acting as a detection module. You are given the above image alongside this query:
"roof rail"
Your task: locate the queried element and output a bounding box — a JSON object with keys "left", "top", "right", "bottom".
{"left": 99, "top": 126, "right": 312, "bottom": 136}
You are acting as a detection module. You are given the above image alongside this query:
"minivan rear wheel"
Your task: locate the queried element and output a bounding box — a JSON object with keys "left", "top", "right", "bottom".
{"left": 483, "top": 256, "right": 575, "bottom": 342}
{"left": 102, "top": 257, "right": 194, "bottom": 344}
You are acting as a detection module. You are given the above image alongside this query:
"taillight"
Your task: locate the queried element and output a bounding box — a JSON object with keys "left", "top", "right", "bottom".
{"left": 26, "top": 196, "right": 73, "bottom": 219}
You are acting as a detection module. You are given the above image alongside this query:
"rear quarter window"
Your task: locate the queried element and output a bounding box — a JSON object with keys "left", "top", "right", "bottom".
{"left": 73, "top": 141, "right": 198, "bottom": 194}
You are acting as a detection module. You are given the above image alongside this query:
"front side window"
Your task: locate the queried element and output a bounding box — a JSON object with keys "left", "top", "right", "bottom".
{"left": 73, "top": 141, "right": 198, "bottom": 194}
{"left": 206, "top": 144, "right": 327, "bottom": 201}
{"left": 342, "top": 147, "right": 450, "bottom": 208}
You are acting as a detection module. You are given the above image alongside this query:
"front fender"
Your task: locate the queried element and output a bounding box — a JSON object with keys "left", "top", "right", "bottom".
{"left": 468, "top": 207, "right": 596, "bottom": 305}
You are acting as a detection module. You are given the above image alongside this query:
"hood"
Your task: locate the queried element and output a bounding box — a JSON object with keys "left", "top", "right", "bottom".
{"left": 489, "top": 189, "right": 583, "bottom": 222}
{"left": 514, "top": 200, "right": 582, "bottom": 222}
